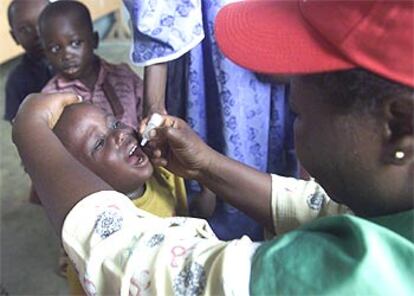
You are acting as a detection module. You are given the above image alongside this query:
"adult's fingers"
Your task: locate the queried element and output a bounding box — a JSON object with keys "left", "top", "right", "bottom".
{"left": 48, "top": 91, "right": 82, "bottom": 104}
{"left": 21, "top": 92, "right": 81, "bottom": 111}
{"left": 15, "top": 92, "right": 82, "bottom": 126}
{"left": 46, "top": 92, "right": 83, "bottom": 128}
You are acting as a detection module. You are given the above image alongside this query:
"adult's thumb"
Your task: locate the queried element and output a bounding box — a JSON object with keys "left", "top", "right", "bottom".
{"left": 163, "top": 126, "right": 189, "bottom": 149}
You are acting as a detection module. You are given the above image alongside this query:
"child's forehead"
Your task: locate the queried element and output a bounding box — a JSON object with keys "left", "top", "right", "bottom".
{"left": 69, "top": 103, "right": 104, "bottom": 118}
{"left": 9, "top": 0, "right": 48, "bottom": 24}
{"left": 43, "top": 12, "right": 91, "bottom": 36}
{"left": 42, "top": 3, "right": 91, "bottom": 26}
{"left": 45, "top": 12, "right": 79, "bottom": 26}
{"left": 58, "top": 104, "right": 106, "bottom": 138}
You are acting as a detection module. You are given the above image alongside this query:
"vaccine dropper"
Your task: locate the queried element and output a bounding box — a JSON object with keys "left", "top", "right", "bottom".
{"left": 140, "top": 113, "right": 164, "bottom": 146}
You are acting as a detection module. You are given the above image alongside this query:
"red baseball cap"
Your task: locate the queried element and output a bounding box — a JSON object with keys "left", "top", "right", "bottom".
{"left": 215, "top": 0, "right": 414, "bottom": 87}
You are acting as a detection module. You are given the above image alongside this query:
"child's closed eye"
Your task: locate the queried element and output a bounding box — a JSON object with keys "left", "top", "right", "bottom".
{"left": 93, "top": 137, "right": 105, "bottom": 152}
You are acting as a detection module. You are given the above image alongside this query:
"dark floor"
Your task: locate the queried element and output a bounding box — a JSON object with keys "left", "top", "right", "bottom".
{"left": 0, "top": 40, "right": 142, "bottom": 295}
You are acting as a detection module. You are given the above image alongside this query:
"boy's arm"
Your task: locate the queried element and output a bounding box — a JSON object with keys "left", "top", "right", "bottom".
{"left": 143, "top": 63, "right": 168, "bottom": 117}
{"left": 189, "top": 185, "right": 217, "bottom": 219}
{"left": 12, "top": 92, "right": 112, "bottom": 235}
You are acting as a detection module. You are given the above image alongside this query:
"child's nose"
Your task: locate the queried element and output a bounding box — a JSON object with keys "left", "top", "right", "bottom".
{"left": 112, "top": 129, "right": 127, "bottom": 147}
{"left": 61, "top": 47, "right": 75, "bottom": 61}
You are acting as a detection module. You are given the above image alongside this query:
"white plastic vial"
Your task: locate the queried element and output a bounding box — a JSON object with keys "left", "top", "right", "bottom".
{"left": 140, "top": 113, "right": 164, "bottom": 146}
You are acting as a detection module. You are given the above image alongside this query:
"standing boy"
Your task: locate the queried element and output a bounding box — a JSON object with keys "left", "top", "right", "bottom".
{"left": 5, "top": 0, "right": 52, "bottom": 205}
{"left": 4, "top": 0, "right": 52, "bottom": 122}
{"left": 39, "top": 1, "right": 143, "bottom": 128}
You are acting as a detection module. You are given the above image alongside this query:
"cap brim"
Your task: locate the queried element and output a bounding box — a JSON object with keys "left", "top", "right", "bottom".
{"left": 215, "top": 1, "right": 355, "bottom": 75}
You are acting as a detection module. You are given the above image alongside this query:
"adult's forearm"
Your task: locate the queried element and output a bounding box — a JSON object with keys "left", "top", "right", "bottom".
{"left": 144, "top": 63, "right": 168, "bottom": 115}
{"left": 13, "top": 119, "right": 112, "bottom": 235}
{"left": 197, "top": 150, "right": 273, "bottom": 232}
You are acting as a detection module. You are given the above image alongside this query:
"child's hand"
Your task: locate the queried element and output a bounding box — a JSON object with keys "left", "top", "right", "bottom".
{"left": 190, "top": 186, "right": 216, "bottom": 219}
{"left": 13, "top": 92, "right": 82, "bottom": 129}
{"left": 139, "top": 115, "right": 218, "bottom": 180}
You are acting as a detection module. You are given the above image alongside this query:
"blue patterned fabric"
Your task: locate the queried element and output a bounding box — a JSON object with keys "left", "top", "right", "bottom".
{"left": 125, "top": 0, "right": 298, "bottom": 241}
{"left": 124, "top": 0, "right": 204, "bottom": 66}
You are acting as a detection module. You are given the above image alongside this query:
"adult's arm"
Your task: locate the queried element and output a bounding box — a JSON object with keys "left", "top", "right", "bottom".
{"left": 142, "top": 116, "right": 274, "bottom": 232}
{"left": 198, "top": 151, "right": 272, "bottom": 231}
{"left": 143, "top": 63, "right": 168, "bottom": 117}
{"left": 12, "top": 92, "right": 112, "bottom": 234}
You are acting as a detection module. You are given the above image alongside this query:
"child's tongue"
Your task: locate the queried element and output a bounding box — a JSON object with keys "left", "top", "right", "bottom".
{"left": 128, "top": 148, "right": 146, "bottom": 166}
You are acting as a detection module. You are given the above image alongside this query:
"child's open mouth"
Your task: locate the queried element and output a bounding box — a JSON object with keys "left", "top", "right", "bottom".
{"left": 127, "top": 144, "right": 148, "bottom": 167}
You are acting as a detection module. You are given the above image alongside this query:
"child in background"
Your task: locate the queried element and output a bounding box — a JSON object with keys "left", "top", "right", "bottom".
{"left": 39, "top": 0, "right": 143, "bottom": 128}
{"left": 53, "top": 102, "right": 187, "bottom": 294}
{"left": 6, "top": 0, "right": 52, "bottom": 205}
{"left": 4, "top": 0, "right": 52, "bottom": 123}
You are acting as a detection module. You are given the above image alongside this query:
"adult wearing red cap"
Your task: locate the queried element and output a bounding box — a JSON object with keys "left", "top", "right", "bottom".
{"left": 12, "top": 0, "right": 413, "bottom": 294}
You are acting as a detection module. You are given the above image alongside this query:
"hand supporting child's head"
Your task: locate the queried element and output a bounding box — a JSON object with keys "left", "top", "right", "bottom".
{"left": 12, "top": 92, "right": 81, "bottom": 130}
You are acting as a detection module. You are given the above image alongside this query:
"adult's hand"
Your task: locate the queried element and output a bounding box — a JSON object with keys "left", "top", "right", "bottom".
{"left": 140, "top": 115, "right": 217, "bottom": 180}
{"left": 13, "top": 92, "right": 81, "bottom": 131}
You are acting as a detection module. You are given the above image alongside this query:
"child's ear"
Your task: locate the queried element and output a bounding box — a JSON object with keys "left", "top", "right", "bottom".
{"left": 382, "top": 95, "right": 414, "bottom": 166}
{"left": 10, "top": 29, "right": 20, "bottom": 45}
{"left": 93, "top": 31, "right": 99, "bottom": 49}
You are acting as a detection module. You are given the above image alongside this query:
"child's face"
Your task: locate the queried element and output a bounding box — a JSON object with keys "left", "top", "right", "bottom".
{"left": 41, "top": 14, "right": 97, "bottom": 81}
{"left": 55, "top": 103, "right": 153, "bottom": 195}
{"left": 9, "top": 0, "right": 48, "bottom": 58}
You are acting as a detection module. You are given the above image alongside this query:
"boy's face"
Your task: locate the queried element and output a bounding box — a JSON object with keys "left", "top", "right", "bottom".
{"left": 55, "top": 104, "right": 153, "bottom": 195}
{"left": 41, "top": 15, "right": 97, "bottom": 81}
{"left": 9, "top": 0, "right": 49, "bottom": 58}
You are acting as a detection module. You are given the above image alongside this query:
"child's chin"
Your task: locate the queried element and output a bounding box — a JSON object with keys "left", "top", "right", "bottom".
{"left": 61, "top": 68, "right": 81, "bottom": 80}
{"left": 27, "top": 48, "right": 45, "bottom": 58}
{"left": 132, "top": 162, "right": 153, "bottom": 177}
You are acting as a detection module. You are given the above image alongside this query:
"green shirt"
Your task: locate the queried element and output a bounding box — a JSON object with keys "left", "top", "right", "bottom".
{"left": 250, "top": 210, "right": 414, "bottom": 295}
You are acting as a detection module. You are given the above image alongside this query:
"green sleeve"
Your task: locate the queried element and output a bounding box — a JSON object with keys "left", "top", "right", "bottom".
{"left": 250, "top": 212, "right": 414, "bottom": 295}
